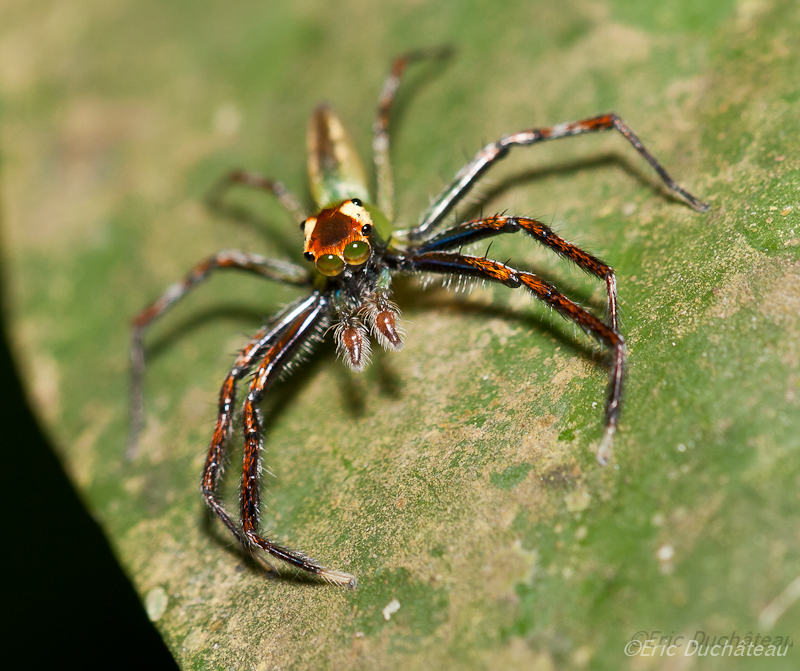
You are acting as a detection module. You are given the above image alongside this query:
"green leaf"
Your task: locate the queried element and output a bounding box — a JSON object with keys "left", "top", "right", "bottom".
{"left": 3, "top": 0, "right": 799, "bottom": 668}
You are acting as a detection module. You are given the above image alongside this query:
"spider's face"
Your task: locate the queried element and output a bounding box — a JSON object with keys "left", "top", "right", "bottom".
{"left": 301, "top": 198, "right": 374, "bottom": 276}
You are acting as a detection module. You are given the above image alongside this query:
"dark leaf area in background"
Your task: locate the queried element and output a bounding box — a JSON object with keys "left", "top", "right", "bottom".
{"left": 1, "top": 299, "right": 177, "bottom": 669}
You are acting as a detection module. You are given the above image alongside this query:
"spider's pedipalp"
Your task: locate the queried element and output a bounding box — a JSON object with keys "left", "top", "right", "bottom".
{"left": 371, "top": 307, "right": 405, "bottom": 352}
{"left": 365, "top": 296, "right": 405, "bottom": 353}
{"left": 334, "top": 314, "right": 372, "bottom": 372}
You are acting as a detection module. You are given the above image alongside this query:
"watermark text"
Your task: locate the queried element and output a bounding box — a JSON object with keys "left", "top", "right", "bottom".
{"left": 625, "top": 631, "right": 792, "bottom": 658}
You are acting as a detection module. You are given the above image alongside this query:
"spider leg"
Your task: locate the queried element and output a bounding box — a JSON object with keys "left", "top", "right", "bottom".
{"left": 199, "top": 295, "right": 318, "bottom": 541}
{"left": 207, "top": 169, "right": 308, "bottom": 224}
{"left": 373, "top": 47, "right": 453, "bottom": 220}
{"left": 409, "top": 113, "right": 709, "bottom": 240}
{"left": 236, "top": 294, "right": 357, "bottom": 587}
{"left": 414, "top": 215, "right": 621, "bottom": 330}
{"left": 386, "top": 250, "right": 625, "bottom": 465}
{"left": 128, "top": 251, "right": 310, "bottom": 458}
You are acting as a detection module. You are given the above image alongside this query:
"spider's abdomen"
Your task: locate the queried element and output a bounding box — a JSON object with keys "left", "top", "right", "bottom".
{"left": 307, "top": 105, "right": 370, "bottom": 209}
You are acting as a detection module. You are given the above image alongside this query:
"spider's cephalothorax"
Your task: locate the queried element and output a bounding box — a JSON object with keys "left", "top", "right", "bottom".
{"left": 301, "top": 197, "right": 404, "bottom": 372}
{"left": 129, "top": 49, "right": 709, "bottom": 588}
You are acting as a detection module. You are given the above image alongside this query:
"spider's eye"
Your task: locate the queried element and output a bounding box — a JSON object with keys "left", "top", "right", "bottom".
{"left": 361, "top": 224, "right": 372, "bottom": 235}
{"left": 316, "top": 254, "right": 345, "bottom": 276}
{"left": 350, "top": 198, "right": 362, "bottom": 207}
{"left": 343, "top": 240, "right": 371, "bottom": 266}
{"left": 303, "top": 251, "right": 315, "bottom": 262}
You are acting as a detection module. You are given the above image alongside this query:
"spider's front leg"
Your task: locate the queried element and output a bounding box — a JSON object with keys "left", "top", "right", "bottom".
{"left": 409, "top": 113, "right": 709, "bottom": 240}
{"left": 387, "top": 250, "right": 625, "bottom": 465}
{"left": 128, "top": 251, "right": 310, "bottom": 458}
{"left": 415, "top": 214, "right": 621, "bottom": 331}
{"left": 234, "top": 294, "right": 357, "bottom": 587}
{"left": 199, "top": 295, "right": 321, "bottom": 542}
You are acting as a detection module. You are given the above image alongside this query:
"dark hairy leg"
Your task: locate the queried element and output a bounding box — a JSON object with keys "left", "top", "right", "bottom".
{"left": 415, "top": 214, "right": 620, "bottom": 330}
{"left": 198, "top": 295, "right": 322, "bottom": 542}
{"left": 234, "top": 295, "right": 357, "bottom": 587}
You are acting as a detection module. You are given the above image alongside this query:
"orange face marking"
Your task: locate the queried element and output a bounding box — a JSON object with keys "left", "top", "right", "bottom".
{"left": 302, "top": 199, "right": 373, "bottom": 276}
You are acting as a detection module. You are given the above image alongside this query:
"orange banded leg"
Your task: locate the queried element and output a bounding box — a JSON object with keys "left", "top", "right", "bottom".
{"left": 416, "top": 214, "right": 621, "bottom": 330}
{"left": 236, "top": 296, "right": 356, "bottom": 587}
{"left": 411, "top": 112, "right": 710, "bottom": 240}
{"left": 128, "top": 251, "right": 309, "bottom": 457}
{"left": 207, "top": 169, "right": 308, "bottom": 224}
{"left": 395, "top": 250, "right": 625, "bottom": 464}
{"left": 373, "top": 47, "right": 453, "bottom": 219}
{"left": 199, "top": 295, "right": 322, "bottom": 542}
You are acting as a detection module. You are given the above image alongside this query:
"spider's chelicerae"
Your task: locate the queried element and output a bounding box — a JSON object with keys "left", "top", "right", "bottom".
{"left": 129, "top": 50, "right": 708, "bottom": 588}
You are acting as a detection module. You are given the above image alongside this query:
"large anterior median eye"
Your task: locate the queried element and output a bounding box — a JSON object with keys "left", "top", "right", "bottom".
{"left": 316, "top": 254, "right": 345, "bottom": 276}
{"left": 343, "top": 240, "right": 371, "bottom": 265}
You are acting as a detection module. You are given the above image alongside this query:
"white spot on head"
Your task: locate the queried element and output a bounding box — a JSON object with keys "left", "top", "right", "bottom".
{"left": 339, "top": 200, "right": 373, "bottom": 228}
{"left": 303, "top": 216, "right": 317, "bottom": 247}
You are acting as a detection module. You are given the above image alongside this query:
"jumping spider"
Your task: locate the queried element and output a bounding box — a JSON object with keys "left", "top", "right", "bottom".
{"left": 129, "top": 50, "right": 709, "bottom": 588}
